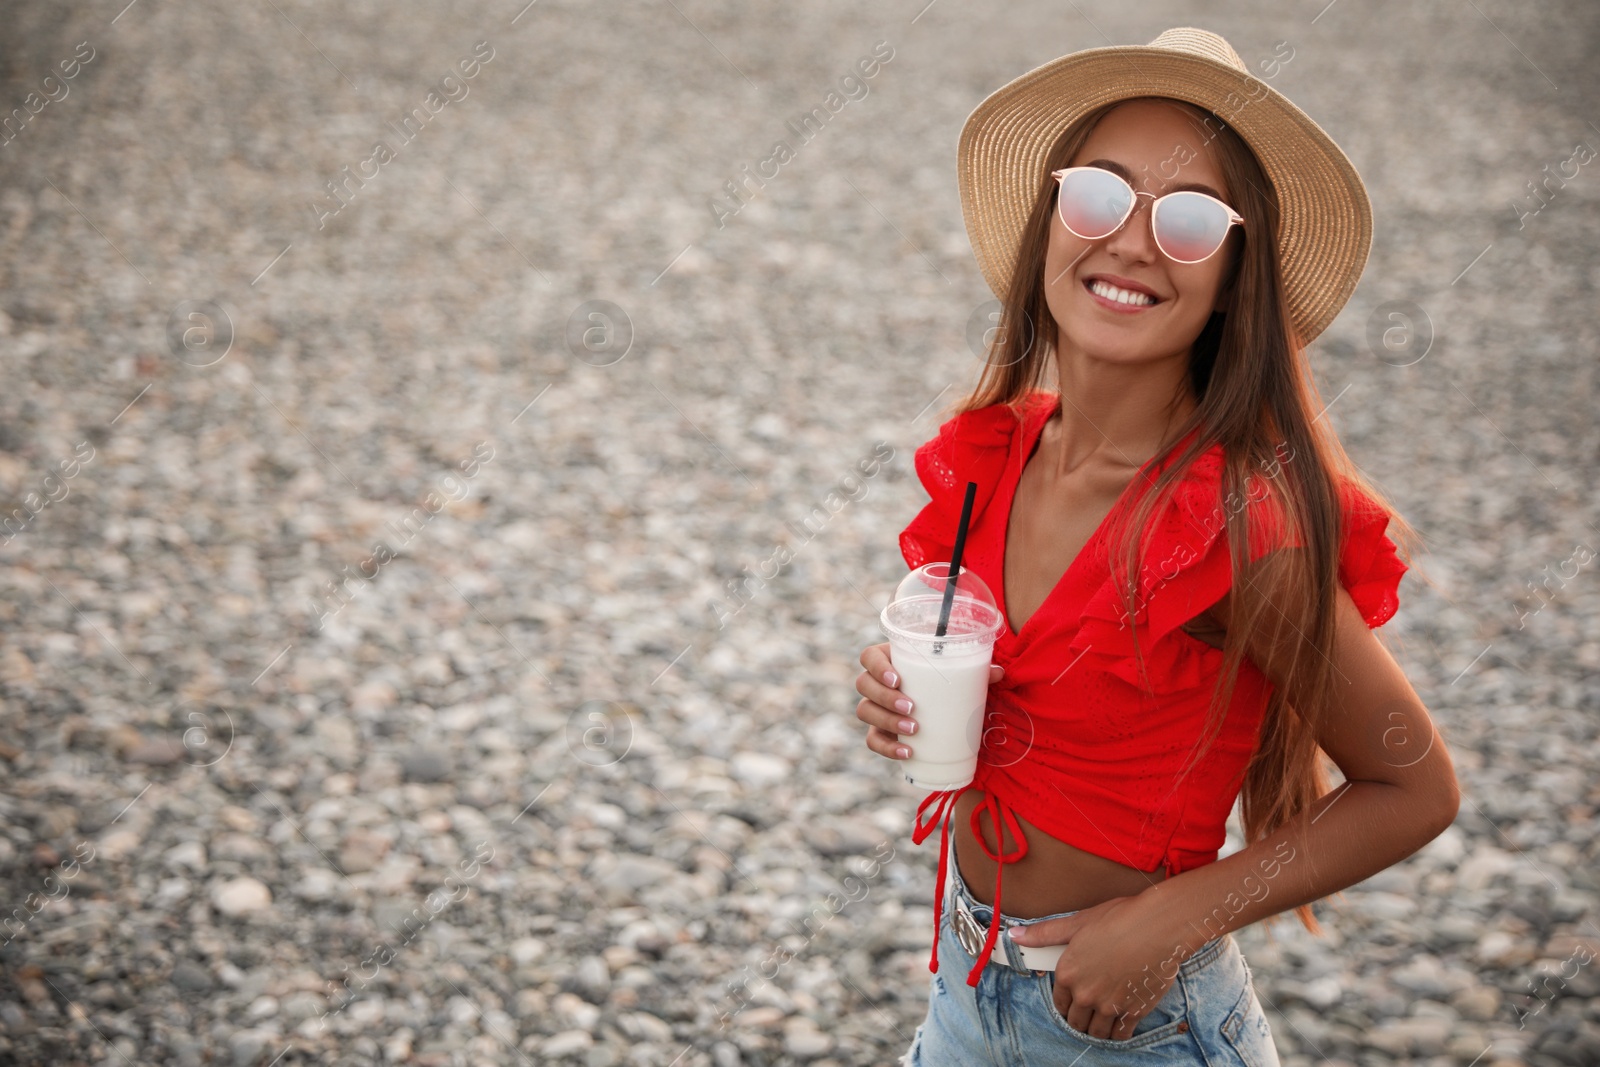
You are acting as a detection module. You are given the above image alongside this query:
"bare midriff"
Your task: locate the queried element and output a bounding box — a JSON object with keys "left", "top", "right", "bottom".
{"left": 951, "top": 788, "right": 1167, "bottom": 916}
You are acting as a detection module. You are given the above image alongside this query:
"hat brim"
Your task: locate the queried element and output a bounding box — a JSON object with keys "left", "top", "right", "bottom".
{"left": 958, "top": 45, "right": 1372, "bottom": 345}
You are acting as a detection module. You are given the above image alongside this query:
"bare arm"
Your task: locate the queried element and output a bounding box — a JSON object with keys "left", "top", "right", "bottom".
{"left": 1133, "top": 559, "right": 1460, "bottom": 959}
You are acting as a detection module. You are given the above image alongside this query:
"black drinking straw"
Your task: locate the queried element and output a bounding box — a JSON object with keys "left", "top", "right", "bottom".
{"left": 934, "top": 481, "right": 979, "bottom": 652}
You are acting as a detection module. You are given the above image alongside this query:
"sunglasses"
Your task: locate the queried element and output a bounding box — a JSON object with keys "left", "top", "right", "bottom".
{"left": 1051, "top": 167, "right": 1244, "bottom": 264}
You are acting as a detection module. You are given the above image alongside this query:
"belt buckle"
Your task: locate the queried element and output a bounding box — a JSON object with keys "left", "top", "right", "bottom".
{"left": 952, "top": 899, "right": 987, "bottom": 961}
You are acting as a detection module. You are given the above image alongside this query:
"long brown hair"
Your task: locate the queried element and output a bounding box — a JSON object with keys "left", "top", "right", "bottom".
{"left": 949, "top": 97, "right": 1425, "bottom": 937}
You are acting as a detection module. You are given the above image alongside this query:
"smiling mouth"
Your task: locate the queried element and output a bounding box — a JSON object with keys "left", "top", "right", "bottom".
{"left": 1083, "top": 278, "right": 1161, "bottom": 310}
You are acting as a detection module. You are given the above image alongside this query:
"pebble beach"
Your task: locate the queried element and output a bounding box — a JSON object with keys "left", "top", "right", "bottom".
{"left": 1, "top": 1, "right": 1598, "bottom": 1065}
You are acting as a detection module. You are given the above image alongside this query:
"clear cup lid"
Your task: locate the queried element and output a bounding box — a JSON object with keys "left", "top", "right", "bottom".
{"left": 881, "top": 562, "right": 1002, "bottom": 645}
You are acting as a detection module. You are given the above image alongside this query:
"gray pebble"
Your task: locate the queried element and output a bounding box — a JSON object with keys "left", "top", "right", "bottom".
{"left": 402, "top": 749, "right": 451, "bottom": 782}
{"left": 169, "top": 961, "right": 212, "bottom": 993}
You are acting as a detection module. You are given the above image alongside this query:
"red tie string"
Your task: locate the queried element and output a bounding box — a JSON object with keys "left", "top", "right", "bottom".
{"left": 912, "top": 785, "right": 1031, "bottom": 985}
{"left": 960, "top": 792, "right": 1029, "bottom": 985}
{"left": 912, "top": 785, "right": 970, "bottom": 975}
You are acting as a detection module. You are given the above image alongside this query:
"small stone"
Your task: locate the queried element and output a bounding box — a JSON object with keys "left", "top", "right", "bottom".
{"left": 733, "top": 1006, "right": 786, "bottom": 1028}
{"left": 228, "top": 1029, "right": 272, "bottom": 1067}
{"left": 594, "top": 853, "right": 678, "bottom": 894}
{"left": 1475, "top": 929, "right": 1533, "bottom": 967}
{"left": 292, "top": 868, "right": 337, "bottom": 901}
{"left": 170, "top": 961, "right": 212, "bottom": 992}
{"left": 1432, "top": 914, "right": 1480, "bottom": 946}
{"left": 96, "top": 828, "right": 142, "bottom": 861}
{"left": 210, "top": 877, "right": 272, "bottom": 917}
{"left": 402, "top": 749, "right": 450, "bottom": 782}
{"left": 783, "top": 1019, "right": 835, "bottom": 1058}
{"left": 164, "top": 840, "right": 208, "bottom": 873}
{"left": 621, "top": 1011, "right": 672, "bottom": 1042}
{"left": 573, "top": 955, "right": 610, "bottom": 1000}
{"left": 617, "top": 918, "right": 665, "bottom": 954}
{"left": 154, "top": 876, "right": 192, "bottom": 908}
{"left": 1367, "top": 1016, "right": 1450, "bottom": 1057}
{"left": 350, "top": 679, "right": 399, "bottom": 713}
{"left": 731, "top": 752, "right": 791, "bottom": 787}
{"left": 1390, "top": 956, "right": 1456, "bottom": 999}
{"left": 382, "top": 1030, "right": 413, "bottom": 1062}
{"left": 125, "top": 734, "right": 188, "bottom": 765}
{"left": 540, "top": 1030, "right": 594, "bottom": 1058}
{"left": 1294, "top": 975, "right": 1342, "bottom": 1009}
{"left": 168, "top": 1034, "right": 204, "bottom": 1067}
{"left": 510, "top": 937, "right": 547, "bottom": 966}
{"left": 280, "top": 991, "right": 324, "bottom": 1023}
{"left": 552, "top": 992, "right": 600, "bottom": 1031}
{"left": 211, "top": 832, "right": 271, "bottom": 863}
{"left": 1449, "top": 984, "right": 1500, "bottom": 1021}
{"left": 514, "top": 988, "right": 548, "bottom": 1019}
{"left": 218, "top": 805, "right": 260, "bottom": 832}
{"left": 338, "top": 829, "right": 390, "bottom": 873}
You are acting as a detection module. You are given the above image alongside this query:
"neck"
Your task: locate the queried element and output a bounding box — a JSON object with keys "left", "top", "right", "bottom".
{"left": 1045, "top": 341, "right": 1197, "bottom": 480}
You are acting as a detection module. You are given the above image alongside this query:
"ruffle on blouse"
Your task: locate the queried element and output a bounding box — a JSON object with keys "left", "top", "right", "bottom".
{"left": 1070, "top": 453, "right": 1409, "bottom": 694}
{"left": 898, "top": 401, "right": 1027, "bottom": 571}
{"left": 1335, "top": 482, "right": 1409, "bottom": 628}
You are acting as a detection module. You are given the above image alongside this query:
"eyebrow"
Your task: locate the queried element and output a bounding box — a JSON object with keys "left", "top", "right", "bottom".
{"left": 1081, "top": 158, "right": 1226, "bottom": 202}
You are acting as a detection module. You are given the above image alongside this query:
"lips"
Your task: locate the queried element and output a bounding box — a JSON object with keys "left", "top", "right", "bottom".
{"left": 1082, "top": 274, "right": 1163, "bottom": 312}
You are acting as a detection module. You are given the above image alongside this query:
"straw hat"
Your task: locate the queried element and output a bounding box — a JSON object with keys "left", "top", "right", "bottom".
{"left": 957, "top": 26, "right": 1372, "bottom": 345}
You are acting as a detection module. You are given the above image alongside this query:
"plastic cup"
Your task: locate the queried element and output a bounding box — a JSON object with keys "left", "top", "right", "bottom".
{"left": 879, "top": 563, "right": 1003, "bottom": 790}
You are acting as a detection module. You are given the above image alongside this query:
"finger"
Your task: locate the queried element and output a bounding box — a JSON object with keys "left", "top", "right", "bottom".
{"left": 855, "top": 691, "right": 916, "bottom": 739}
{"left": 1007, "top": 917, "right": 1072, "bottom": 946}
{"left": 855, "top": 652, "right": 915, "bottom": 718}
{"left": 1097, "top": 1008, "right": 1137, "bottom": 1041}
{"left": 1074, "top": 1006, "right": 1119, "bottom": 1041}
{"left": 859, "top": 641, "right": 894, "bottom": 678}
{"left": 857, "top": 697, "right": 921, "bottom": 748}
{"left": 1087, "top": 1004, "right": 1140, "bottom": 1041}
{"left": 866, "top": 642, "right": 903, "bottom": 692}
{"left": 864, "top": 723, "right": 911, "bottom": 760}
{"left": 855, "top": 669, "right": 913, "bottom": 716}
{"left": 1051, "top": 978, "right": 1122, "bottom": 1041}
{"left": 989, "top": 663, "right": 1004, "bottom": 683}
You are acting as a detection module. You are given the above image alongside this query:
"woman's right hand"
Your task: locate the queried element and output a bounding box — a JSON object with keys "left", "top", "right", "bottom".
{"left": 855, "top": 641, "right": 1004, "bottom": 762}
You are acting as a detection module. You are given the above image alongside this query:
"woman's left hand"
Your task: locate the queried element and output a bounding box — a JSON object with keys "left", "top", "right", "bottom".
{"left": 1008, "top": 890, "right": 1189, "bottom": 1040}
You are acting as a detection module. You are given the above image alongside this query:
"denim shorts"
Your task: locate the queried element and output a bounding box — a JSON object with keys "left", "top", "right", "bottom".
{"left": 902, "top": 839, "right": 1281, "bottom": 1066}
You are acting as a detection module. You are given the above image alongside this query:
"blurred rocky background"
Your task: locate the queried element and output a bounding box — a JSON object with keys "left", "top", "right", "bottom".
{"left": 1, "top": 1, "right": 1597, "bottom": 1065}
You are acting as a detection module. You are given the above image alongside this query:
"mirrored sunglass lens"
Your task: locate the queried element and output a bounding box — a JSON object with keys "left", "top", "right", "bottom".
{"left": 1058, "top": 170, "right": 1131, "bottom": 239}
{"left": 1154, "top": 192, "right": 1231, "bottom": 261}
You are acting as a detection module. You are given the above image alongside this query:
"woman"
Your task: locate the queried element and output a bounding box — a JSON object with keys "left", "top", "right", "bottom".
{"left": 854, "top": 28, "right": 1461, "bottom": 1066}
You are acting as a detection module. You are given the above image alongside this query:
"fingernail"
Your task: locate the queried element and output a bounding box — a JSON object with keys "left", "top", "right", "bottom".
{"left": 898, "top": 719, "right": 917, "bottom": 734}
{"left": 885, "top": 670, "right": 899, "bottom": 687}
{"left": 895, "top": 745, "right": 909, "bottom": 758}
{"left": 894, "top": 698, "right": 913, "bottom": 713}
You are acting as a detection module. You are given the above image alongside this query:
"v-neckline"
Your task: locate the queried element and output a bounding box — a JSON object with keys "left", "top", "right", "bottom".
{"left": 995, "top": 397, "right": 1195, "bottom": 644}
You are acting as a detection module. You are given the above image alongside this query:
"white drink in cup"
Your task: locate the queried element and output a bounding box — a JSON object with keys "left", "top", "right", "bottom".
{"left": 879, "top": 564, "right": 1003, "bottom": 790}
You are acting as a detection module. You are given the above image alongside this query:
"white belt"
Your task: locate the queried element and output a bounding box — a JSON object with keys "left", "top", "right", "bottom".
{"left": 950, "top": 886, "right": 1067, "bottom": 973}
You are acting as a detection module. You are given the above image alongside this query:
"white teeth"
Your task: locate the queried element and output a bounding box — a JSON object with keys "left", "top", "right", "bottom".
{"left": 1089, "top": 280, "right": 1155, "bottom": 306}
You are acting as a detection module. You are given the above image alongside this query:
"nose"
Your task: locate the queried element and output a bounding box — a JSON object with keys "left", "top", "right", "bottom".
{"left": 1104, "top": 192, "right": 1158, "bottom": 262}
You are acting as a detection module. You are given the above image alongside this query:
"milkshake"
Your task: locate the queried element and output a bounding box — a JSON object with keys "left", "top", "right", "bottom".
{"left": 880, "top": 564, "right": 1003, "bottom": 790}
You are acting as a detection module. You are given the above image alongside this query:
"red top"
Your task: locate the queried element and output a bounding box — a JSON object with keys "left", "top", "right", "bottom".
{"left": 898, "top": 390, "right": 1407, "bottom": 986}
